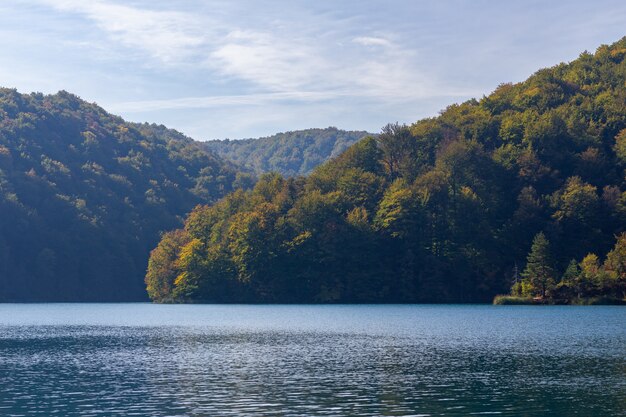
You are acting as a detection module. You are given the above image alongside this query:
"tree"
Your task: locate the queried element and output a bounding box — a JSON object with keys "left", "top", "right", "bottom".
{"left": 376, "top": 123, "right": 416, "bottom": 180}
{"left": 603, "top": 232, "right": 626, "bottom": 298}
{"left": 579, "top": 253, "right": 604, "bottom": 297}
{"left": 613, "top": 128, "right": 626, "bottom": 164}
{"left": 558, "top": 259, "right": 582, "bottom": 298}
{"left": 552, "top": 176, "right": 601, "bottom": 260}
{"left": 553, "top": 177, "right": 599, "bottom": 224}
{"left": 171, "top": 238, "right": 207, "bottom": 300}
{"left": 145, "top": 229, "right": 190, "bottom": 302}
{"left": 375, "top": 180, "right": 421, "bottom": 239}
{"left": 604, "top": 233, "right": 626, "bottom": 279}
{"left": 227, "top": 203, "right": 284, "bottom": 299}
{"left": 521, "top": 232, "right": 556, "bottom": 298}
{"left": 337, "top": 168, "right": 384, "bottom": 212}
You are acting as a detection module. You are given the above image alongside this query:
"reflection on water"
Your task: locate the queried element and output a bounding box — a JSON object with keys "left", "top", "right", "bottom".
{"left": 0, "top": 304, "right": 624, "bottom": 416}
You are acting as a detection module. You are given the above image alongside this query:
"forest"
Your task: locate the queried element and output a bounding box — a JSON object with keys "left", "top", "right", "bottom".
{"left": 495, "top": 231, "right": 626, "bottom": 304}
{"left": 147, "top": 38, "right": 626, "bottom": 304}
{"left": 204, "top": 127, "right": 369, "bottom": 176}
{"left": 0, "top": 90, "right": 252, "bottom": 300}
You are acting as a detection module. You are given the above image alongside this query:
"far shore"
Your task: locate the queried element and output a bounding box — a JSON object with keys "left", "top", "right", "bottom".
{"left": 493, "top": 295, "right": 626, "bottom": 305}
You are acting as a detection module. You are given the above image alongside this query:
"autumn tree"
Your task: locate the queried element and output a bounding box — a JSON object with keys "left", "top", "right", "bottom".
{"left": 603, "top": 232, "right": 626, "bottom": 298}
{"left": 145, "top": 229, "right": 191, "bottom": 302}
{"left": 613, "top": 128, "right": 626, "bottom": 164}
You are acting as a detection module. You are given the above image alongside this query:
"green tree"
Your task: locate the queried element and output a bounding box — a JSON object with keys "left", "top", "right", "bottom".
{"left": 613, "top": 128, "right": 626, "bottom": 163}
{"left": 376, "top": 123, "right": 416, "bottom": 180}
{"left": 579, "top": 253, "right": 604, "bottom": 297}
{"left": 227, "top": 203, "right": 285, "bottom": 299}
{"left": 521, "top": 232, "right": 556, "bottom": 298}
{"left": 553, "top": 177, "right": 599, "bottom": 223}
{"left": 603, "top": 232, "right": 626, "bottom": 298}
{"left": 375, "top": 180, "right": 421, "bottom": 239}
{"left": 559, "top": 259, "right": 582, "bottom": 297}
{"left": 337, "top": 168, "right": 384, "bottom": 212}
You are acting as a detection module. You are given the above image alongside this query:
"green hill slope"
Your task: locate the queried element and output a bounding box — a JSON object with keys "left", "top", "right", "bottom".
{"left": 204, "top": 127, "right": 370, "bottom": 176}
{"left": 0, "top": 89, "right": 250, "bottom": 301}
{"left": 147, "top": 38, "right": 626, "bottom": 303}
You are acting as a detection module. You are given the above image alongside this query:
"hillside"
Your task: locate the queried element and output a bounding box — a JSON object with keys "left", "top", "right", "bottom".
{"left": 0, "top": 89, "right": 252, "bottom": 301}
{"left": 147, "top": 38, "right": 626, "bottom": 303}
{"left": 204, "top": 127, "right": 369, "bottom": 176}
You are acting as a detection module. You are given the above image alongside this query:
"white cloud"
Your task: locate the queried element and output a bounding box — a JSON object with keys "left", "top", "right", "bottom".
{"left": 353, "top": 36, "right": 393, "bottom": 47}
{"left": 32, "top": 0, "right": 482, "bottom": 118}
{"left": 110, "top": 87, "right": 479, "bottom": 115}
{"left": 35, "top": 0, "right": 464, "bottom": 102}
{"left": 38, "top": 0, "right": 206, "bottom": 63}
{"left": 111, "top": 91, "right": 345, "bottom": 112}
{"left": 6, "top": 0, "right": 626, "bottom": 139}
{"left": 209, "top": 30, "right": 327, "bottom": 91}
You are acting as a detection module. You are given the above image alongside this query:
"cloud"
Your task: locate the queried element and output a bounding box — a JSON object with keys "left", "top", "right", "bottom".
{"left": 352, "top": 36, "right": 393, "bottom": 47}
{"left": 110, "top": 87, "right": 478, "bottom": 115}
{"left": 33, "top": 0, "right": 482, "bottom": 115}
{"left": 38, "top": 0, "right": 206, "bottom": 63}
{"left": 209, "top": 30, "right": 327, "bottom": 91}
{"left": 111, "top": 91, "right": 345, "bottom": 112}
{"left": 7, "top": 0, "right": 626, "bottom": 140}
{"left": 35, "top": 0, "right": 465, "bottom": 101}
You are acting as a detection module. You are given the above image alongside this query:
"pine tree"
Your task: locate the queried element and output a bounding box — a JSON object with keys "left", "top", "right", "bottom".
{"left": 562, "top": 259, "right": 580, "bottom": 281}
{"left": 560, "top": 259, "right": 582, "bottom": 298}
{"left": 521, "top": 232, "right": 556, "bottom": 298}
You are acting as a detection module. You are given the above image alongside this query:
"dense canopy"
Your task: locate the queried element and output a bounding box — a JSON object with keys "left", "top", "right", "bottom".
{"left": 0, "top": 89, "right": 250, "bottom": 301}
{"left": 147, "top": 38, "right": 626, "bottom": 303}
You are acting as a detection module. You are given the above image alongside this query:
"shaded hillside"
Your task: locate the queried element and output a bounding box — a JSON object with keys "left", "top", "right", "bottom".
{"left": 148, "top": 38, "right": 626, "bottom": 303}
{"left": 204, "top": 127, "right": 369, "bottom": 176}
{"left": 0, "top": 89, "right": 252, "bottom": 301}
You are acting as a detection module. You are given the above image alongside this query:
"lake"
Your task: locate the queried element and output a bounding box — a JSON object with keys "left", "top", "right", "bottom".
{"left": 0, "top": 304, "right": 623, "bottom": 416}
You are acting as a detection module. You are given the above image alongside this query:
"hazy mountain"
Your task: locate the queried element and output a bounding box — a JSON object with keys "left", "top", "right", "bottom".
{"left": 204, "top": 127, "right": 370, "bottom": 176}
{"left": 0, "top": 89, "right": 252, "bottom": 301}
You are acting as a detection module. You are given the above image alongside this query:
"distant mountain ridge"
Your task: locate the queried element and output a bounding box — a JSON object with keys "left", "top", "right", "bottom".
{"left": 0, "top": 88, "right": 252, "bottom": 301}
{"left": 204, "top": 127, "right": 370, "bottom": 176}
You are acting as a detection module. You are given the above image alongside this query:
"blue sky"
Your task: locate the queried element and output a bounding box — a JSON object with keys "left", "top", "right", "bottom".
{"left": 1, "top": 1, "right": 625, "bottom": 140}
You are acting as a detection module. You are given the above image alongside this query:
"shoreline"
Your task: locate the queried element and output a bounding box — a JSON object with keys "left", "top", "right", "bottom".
{"left": 493, "top": 295, "right": 626, "bottom": 305}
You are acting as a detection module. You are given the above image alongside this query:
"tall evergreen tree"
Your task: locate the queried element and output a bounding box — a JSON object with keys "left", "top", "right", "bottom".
{"left": 521, "top": 232, "right": 556, "bottom": 298}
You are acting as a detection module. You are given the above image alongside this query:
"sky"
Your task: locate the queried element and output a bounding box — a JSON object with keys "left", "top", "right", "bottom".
{"left": 0, "top": 1, "right": 625, "bottom": 140}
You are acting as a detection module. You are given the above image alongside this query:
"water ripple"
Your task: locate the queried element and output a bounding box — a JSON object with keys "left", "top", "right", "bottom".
{"left": 0, "top": 304, "right": 624, "bottom": 416}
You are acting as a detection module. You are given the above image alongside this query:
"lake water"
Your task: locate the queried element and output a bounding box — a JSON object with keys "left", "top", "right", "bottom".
{"left": 0, "top": 304, "right": 623, "bottom": 416}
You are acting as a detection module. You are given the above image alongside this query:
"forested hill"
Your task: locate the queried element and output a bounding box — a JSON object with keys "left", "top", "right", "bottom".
{"left": 147, "top": 38, "right": 626, "bottom": 303}
{"left": 0, "top": 89, "right": 252, "bottom": 301}
{"left": 203, "top": 127, "right": 370, "bottom": 176}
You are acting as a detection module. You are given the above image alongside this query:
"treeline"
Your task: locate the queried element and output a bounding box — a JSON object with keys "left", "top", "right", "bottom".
{"left": 497, "top": 232, "right": 626, "bottom": 304}
{"left": 146, "top": 38, "right": 626, "bottom": 303}
{"left": 204, "top": 127, "right": 369, "bottom": 176}
{"left": 0, "top": 89, "right": 252, "bottom": 301}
